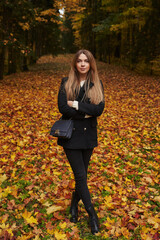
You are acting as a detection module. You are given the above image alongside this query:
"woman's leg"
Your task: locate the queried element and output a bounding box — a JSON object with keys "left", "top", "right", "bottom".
{"left": 75, "top": 149, "right": 93, "bottom": 200}
{"left": 64, "top": 148, "right": 99, "bottom": 234}
{"left": 64, "top": 148, "right": 92, "bottom": 210}
{"left": 82, "top": 149, "right": 93, "bottom": 174}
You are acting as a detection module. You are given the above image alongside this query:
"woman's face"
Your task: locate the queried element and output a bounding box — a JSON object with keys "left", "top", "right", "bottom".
{"left": 76, "top": 53, "right": 90, "bottom": 76}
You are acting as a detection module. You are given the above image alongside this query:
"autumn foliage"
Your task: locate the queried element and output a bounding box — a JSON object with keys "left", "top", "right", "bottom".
{"left": 0, "top": 55, "right": 159, "bottom": 239}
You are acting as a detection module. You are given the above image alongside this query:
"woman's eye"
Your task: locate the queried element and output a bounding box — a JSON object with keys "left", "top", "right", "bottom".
{"left": 77, "top": 59, "right": 89, "bottom": 63}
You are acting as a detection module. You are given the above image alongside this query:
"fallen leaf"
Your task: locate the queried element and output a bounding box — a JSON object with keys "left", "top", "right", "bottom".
{"left": 47, "top": 205, "right": 63, "bottom": 214}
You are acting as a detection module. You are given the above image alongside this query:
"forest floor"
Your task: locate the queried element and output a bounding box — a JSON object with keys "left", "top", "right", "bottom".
{"left": 0, "top": 54, "right": 160, "bottom": 240}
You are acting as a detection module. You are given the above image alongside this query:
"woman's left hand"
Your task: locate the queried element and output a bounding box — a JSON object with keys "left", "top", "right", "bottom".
{"left": 67, "top": 101, "right": 73, "bottom": 107}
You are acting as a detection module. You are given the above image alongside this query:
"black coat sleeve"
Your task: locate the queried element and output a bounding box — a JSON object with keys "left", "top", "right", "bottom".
{"left": 78, "top": 101, "right": 105, "bottom": 117}
{"left": 58, "top": 78, "right": 85, "bottom": 119}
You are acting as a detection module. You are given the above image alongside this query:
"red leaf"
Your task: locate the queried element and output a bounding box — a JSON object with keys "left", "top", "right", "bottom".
{"left": 153, "top": 232, "right": 160, "bottom": 240}
{"left": 134, "top": 213, "right": 140, "bottom": 219}
{"left": 127, "top": 222, "right": 136, "bottom": 230}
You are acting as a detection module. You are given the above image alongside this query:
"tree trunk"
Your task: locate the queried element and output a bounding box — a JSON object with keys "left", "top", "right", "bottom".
{"left": 23, "top": 56, "right": 29, "bottom": 71}
{"left": 0, "top": 47, "right": 4, "bottom": 80}
{"left": 8, "top": 46, "right": 17, "bottom": 74}
{"left": 4, "top": 45, "right": 9, "bottom": 74}
{"left": 23, "top": 31, "right": 29, "bottom": 71}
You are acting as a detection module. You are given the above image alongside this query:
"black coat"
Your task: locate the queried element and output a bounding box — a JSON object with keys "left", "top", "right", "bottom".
{"left": 57, "top": 77, "right": 105, "bottom": 149}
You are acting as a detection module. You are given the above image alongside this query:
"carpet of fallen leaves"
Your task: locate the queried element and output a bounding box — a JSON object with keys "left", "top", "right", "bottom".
{"left": 0, "top": 54, "right": 160, "bottom": 240}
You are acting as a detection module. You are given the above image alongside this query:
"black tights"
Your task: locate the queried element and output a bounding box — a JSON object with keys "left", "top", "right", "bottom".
{"left": 64, "top": 148, "right": 93, "bottom": 210}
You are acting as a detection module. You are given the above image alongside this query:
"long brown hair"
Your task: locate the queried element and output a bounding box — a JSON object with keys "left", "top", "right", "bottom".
{"left": 65, "top": 49, "right": 104, "bottom": 104}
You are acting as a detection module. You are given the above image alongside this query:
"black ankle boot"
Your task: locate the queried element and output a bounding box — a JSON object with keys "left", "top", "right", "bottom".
{"left": 86, "top": 205, "right": 99, "bottom": 235}
{"left": 70, "top": 192, "right": 79, "bottom": 223}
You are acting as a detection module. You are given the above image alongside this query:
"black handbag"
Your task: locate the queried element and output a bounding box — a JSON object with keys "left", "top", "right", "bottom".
{"left": 50, "top": 118, "right": 73, "bottom": 139}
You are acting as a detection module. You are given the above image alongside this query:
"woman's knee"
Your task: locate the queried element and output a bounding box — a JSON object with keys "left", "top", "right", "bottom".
{"left": 75, "top": 170, "right": 87, "bottom": 183}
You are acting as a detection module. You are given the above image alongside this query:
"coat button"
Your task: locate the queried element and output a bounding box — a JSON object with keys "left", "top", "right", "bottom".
{"left": 84, "top": 128, "right": 87, "bottom": 131}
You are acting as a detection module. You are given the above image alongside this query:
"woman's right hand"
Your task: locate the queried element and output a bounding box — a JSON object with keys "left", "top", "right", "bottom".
{"left": 67, "top": 101, "right": 73, "bottom": 107}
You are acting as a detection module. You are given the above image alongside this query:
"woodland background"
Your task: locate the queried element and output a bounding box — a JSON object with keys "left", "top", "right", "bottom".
{"left": 0, "top": 1, "right": 160, "bottom": 240}
{"left": 0, "top": 0, "right": 160, "bottom": 79}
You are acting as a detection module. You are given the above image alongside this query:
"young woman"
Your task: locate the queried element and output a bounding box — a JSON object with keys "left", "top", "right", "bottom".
{"left": 57, "top": 49, "right": 104, "bottom": 235}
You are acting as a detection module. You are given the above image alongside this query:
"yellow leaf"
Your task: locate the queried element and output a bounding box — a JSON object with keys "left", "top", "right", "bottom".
{"left": 104, "top": 217, "right": 115, "bottom": 228}
{"left": 154, "top": 196, "right": 160, "bottom": 202}
{"left": 22, "top": 209, "right": 38, "bottom": 225}
{"left": 11, "top": 153, "right": 16, "bottom": 161}
{"left": 0, "top": 223, "right": 13, "bottom": 236}
{"left": 45, "top": 167, "right": 51, "bottom": 176}
{"left": 104, "top": 185, "right": 111, "bottom": 192}
{"left": 47, "top": 228, "right": 54, "bottom": 235}
{"left": 42, "top": 164, "right": 46, "bottom": 169}
{"left": 0, "top": 223, "right": 9, "bottom": 229}
{"left": 144, "top": 177, "right": 153, "bottom": 184}
{"left": 104, "top": 195, "right": 113, "bottom": 208}
{"left": 0, "top": 214, "right": 9, "bottom": 224}
{"left": 33, "top": 236, "right": 40, "bottom": 240}
{"left": 1, "top": 186, "right": 12, "bottom": 198}
{"left": 18, "top": 140, "right": 25, "bottom": 147}
{"left": 122, "top": 196, "right": 128, "bottom": 202}
{"left": 43, "top": 201, "right": 51, "bottom": 207}
{"left": 17, "top": 233, "right": 35, "bottom": 240}
{"left": 7, "top": 228, "right": 13, "bottom": 237}
{"left": 47, "top": 205, "right": 63, "bottom": 214}
{"left": 59, "top": 222, "right": 67, "bottom": 229}
{"left": 0, "top": 174, "right": 7, "bottom": 184}
{"left": 1, "top": 157, "right": 8, "bottom": 162}
{"left": 121, "top": 227, "right": 130, "bottom": 239}
{"left": 11, "top": 169, "right": 16, "bottom": 178}
{"left": 147, "top": 216, "right": 160, "bottom": 229}
{"left": 53, "top": 171, "right": 61, "bottom": 176}
{"left": 54, "top": 230, "right": 67, "bottom": 240}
